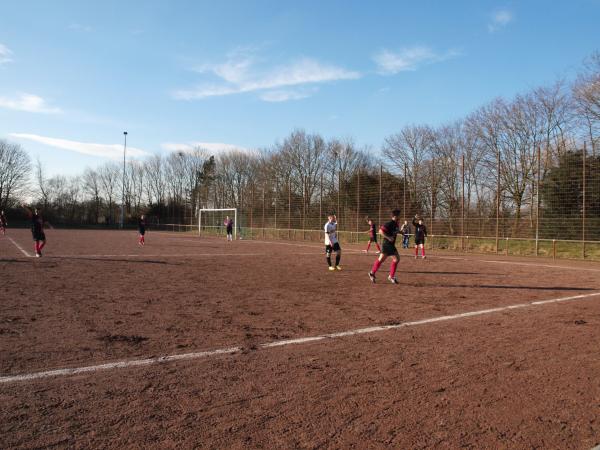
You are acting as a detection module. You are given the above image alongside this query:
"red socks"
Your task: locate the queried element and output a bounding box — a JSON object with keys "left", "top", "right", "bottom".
{"left": 415, "top": 246, "right": 418, "bottom": 256}
{"left": 421, "top": 247, "right": 425, "bottom": 257}
{"left": 371, "top": 259, "right": 382, "bottom": 274}
{"left": 390, "top": 260, "right": 398, "bottom": 278}
{"left": 366, "top": 241, "right": 371, "bottom": 251}
{"left": 376, "top": 242, "right": 381, "bottom": 252}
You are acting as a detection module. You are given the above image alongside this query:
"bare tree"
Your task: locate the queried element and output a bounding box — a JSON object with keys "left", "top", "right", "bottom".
{"left": 0, "top": 139, "right": 31, "bottom": 210}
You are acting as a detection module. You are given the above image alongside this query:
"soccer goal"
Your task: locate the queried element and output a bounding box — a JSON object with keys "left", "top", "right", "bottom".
{"left": 198, "top": 208, "right": 238, "bottom": 240}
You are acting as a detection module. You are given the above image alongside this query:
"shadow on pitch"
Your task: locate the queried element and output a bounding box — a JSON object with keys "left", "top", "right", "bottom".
{"left": 405, "top": 282, "right": 598, "bottom": 291}
{"left": 49, "top": 256, "right": 178, "bottom": 265}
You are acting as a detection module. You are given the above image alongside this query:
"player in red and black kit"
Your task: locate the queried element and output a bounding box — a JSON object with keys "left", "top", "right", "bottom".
{"left": 138, "top": 214, "right": 146, "bottom": 246}
{"left": 363, "top": 217, "right": 381, "bottom": 254}
{"left": 0, "top": 210, "right": 7, "bottom": 235}
{"left": 30, "top": 208, "right": 46, "bottom": 257}
{"left": 368, "top": 209, "right": 401, "bottom": 284}
{"left": 413, "top": 214, "right": 427, "bottom": 258}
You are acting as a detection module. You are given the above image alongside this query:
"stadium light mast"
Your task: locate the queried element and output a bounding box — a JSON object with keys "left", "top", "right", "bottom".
{"left": 121, "top": 131, "right": 127, "bottom": 229}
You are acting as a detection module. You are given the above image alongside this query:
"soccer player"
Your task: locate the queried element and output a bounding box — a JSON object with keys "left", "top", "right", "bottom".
{"left": 368, "top": 209, "right": 401, "bottom": 284}
{"left": 30, "top": 208, "right": 46, "bottom": 257}
{"left": 0, "top": 210, "right": 7, "bottom": 235}
{"left": 363, "top": 217, "right": 381, "bottom": 254}
{"left": 224, "top": 216, "right": 233, "bottom": 241}
{"left": 412, "top": 214, "right": 428, "bottom": 258}
{"left": 324, "top": 213, "right": 341, "bottom": 271}
{"left": 400, "top": 220, "right": 411, "bottom": 249}
{"left": 138, "top": 214, "right": 146, "bottom": 246}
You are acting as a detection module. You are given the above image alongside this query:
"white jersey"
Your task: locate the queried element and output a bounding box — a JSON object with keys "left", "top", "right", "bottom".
{"left": 324, "top": 221, "right": 338, "bottom": 246}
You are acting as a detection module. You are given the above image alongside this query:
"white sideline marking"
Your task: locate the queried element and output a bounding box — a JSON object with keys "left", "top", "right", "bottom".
{"left": 7, "top": 237, "right": 32, "bottom": 257}
{"left": 2, "top": 291, "right": 600, "bottom": 385}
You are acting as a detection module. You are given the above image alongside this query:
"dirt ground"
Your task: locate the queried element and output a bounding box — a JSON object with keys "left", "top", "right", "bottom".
{"left": 1, "top": 228, "right": 600, "bottom": 449}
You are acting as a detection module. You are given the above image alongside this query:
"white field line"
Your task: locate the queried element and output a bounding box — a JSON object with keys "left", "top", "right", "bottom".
{"left": 39, "top": 252, "right": 323, "bottom": 259}
{"left": 434, "top": 255, "right": 600, "bottom": 273}
{"left": 6, "top": 237, "right": 32, "bottom": 257}
{"left": 2, "top": 291, "right": 600, "bottom": 385}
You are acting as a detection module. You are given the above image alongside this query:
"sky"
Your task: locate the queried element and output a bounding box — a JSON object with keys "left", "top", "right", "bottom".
{"left": 1, "top": 0, "right": 599, "bottom": 177}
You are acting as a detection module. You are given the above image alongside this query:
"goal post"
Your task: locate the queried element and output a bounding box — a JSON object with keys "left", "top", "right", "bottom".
{"left": 198, "top": 208, "right": 237, "bottom": 240}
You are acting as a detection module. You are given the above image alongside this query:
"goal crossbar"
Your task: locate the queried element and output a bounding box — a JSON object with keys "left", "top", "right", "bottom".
{"left": 198, "top": 208, "right": 237, "bottom": 240}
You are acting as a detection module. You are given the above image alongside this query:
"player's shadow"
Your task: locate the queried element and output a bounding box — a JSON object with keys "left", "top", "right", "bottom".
{"left": 0, "top": 259, "right": 31, "bottom": 263}
{"left": 51, "top": 256, "right": 178, "bottom": 265}
{"left": 405, "top": 271, "right": 481, "bottom": 275}
{"left": 407, "top": 282, "right": 597, "bottom": 291}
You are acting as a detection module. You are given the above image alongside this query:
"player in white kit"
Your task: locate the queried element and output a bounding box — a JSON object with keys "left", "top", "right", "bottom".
{"left": 324, "top": 213, "right": 342, "bottom": 271}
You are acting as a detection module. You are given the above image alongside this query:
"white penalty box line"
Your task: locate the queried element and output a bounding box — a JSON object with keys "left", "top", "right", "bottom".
{"left": 2, "top": 291, "right": 600, "bottom": 385}
{"left": 6, "top": 236, "right": 32, "bottom": 258}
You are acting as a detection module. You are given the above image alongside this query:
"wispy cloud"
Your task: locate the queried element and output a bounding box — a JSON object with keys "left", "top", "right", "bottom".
{"left": 69, "top": 23, "right": 93, "bottom": 32}
{"left": 173, "top": 49, "right": 360, "bottom": 101}
{"left": 161, "top": 141, "right": 249, "bottom": 155}
{"left": 0, "top": 93, "right": 62, "bottom": 114}
{"left": 373, "top": 46, "right": 461, "bottom": 75}
{"left": 0, "top": 43, "right": 13, "bottom": 64}
{"left": 488, "top": 9, "right": 513, "bottom": 33}
{"left": 9, "top": 133, "right": 149, "bottom": 160}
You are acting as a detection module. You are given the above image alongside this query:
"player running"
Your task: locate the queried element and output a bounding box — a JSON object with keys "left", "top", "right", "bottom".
{"left": 138, "top": 214, "right": 146, "bottom": 246}
{"left": 368, "top": 209, "right": 401, "bottom": 284}
{"left": 0, "top": 210, "right": 7, "bottom": 235}
{"left": 30, "top": 208, "right": 46, "bottom": 257}
{"left": 363, "top": 217, "right": 381, "bottom": 254}
{"left": 224, "top": 216, "right": 233, "bottom": 241}
{"left": 324, "top": 213, "right": 341, "bottom": 271}
{"left": 413, "top": 214, "right": 428, "bottom": 258}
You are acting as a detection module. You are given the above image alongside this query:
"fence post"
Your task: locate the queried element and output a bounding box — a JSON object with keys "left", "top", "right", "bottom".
{"left": 250, "top": 184, "right": 254, "bottom": 237}
{"left": 288, "top": 179, "right": 291, "bottom": 240}
{"left": 337, "top": 174, "right": 341, "bottom": 232}
{"left": 302, "top": 179, "right": 306, "bottom": 240}
{"left": 535, "top": 145, "right": 541, "bottom": 256}
{"left": 505, "top": 237, "right": 509, "bottom": 256}
{"left": 319, "top": 173, "right": 323, "bottom": 224}
{"left": 356, "top": 168, "right": 360, "bottom": 233}
{"left": 403, "top": 163, "right": 407, "bottom": 221}
{"left": 553, "top": 239, "right": 556, "bottom": 260}
{"left": 461, "top": 153, "right": 465, "bottom": 252}
{"left": 430, "top": 157, "right": 435, "bottom": 236}
{"left": 274, "top": 182, "right": 278, "bottom": 231}
{"left": 378, "top": 164, "right": 383, "bottom": 226}
{"left": 262, "top": 186, "right": 265, "bottom": 239}
{"left": 583, "top": 141, "right": 587, "bottom": 259}
{"left": 496, "top": 149, "right": 501, "bottom": 254}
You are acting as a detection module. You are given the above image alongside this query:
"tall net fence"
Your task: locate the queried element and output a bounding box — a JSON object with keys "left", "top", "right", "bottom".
{"left": 174, "top": 146, "right": 600, "bottom": 261}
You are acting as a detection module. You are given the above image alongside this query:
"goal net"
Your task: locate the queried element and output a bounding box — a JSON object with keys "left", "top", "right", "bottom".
{"left": 198, "top": 208, "right": 238, "bottom": 240}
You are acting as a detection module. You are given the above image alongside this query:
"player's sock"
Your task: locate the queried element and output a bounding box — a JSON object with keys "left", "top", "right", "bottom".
{"left": 371, "top": 259, "right": 382, "bottom": 274}
{"left": 390, "top": 260, "right": 398, "bottom": 278}
{"left": 366, "top": 241, "right": 371, "bottom": 251}
{"left": 39, "top": 241, "right": 45, "bottom": 251}
{"left": 34, "top": 242, "right": 39, "bottom": 254}
{"left": 415, "top": 247, "right": 418, "bottom": 256}
{"left": 376, "top": 242, "right": 381, "bottom": 252}
{"left": 335, "top": 254, "right": 341, "bottom": 266}
{"left": 327, "top": 256, "right": 332, "bottom": 267}
{"left": 421, "top": 247, "right": 425, "bottom": 257}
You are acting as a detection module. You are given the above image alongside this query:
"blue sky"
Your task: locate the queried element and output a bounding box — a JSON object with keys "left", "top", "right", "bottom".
{"left": 1, "top": 0, "right": 599, "bottom": 176}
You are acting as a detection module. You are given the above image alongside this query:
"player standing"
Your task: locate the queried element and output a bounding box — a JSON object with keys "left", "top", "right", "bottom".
{"left": 363, "top": 217, "right": 381, "bottom": 254}
{"left": 324, "top": 213, "right": 341, "bottom": 271}
{"left": 368, "top": 209, "right": 401, "bottom": 284}
{"left": 412, "top": 214, "right": 428, "bottom": 258}
{"left": 0, "top": 210, "right": 7, "bottom": 235}
{"left": 30, "top": 208, "right": 46, "bottom": 257}
{"left": 400, "top": 220, "right": 411, "bottom": 249}
{"left": 224, "top": 216, "right": 233, "bottom": 241}
{"left": 138, "top": 214, "right": 146, "bottom": 246}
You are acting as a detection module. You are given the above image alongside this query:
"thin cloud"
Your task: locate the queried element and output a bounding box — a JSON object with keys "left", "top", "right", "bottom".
{"left": 488, "top": 9, "right": 513, "bottom": 33}
{"left": 161, "top": 142, "right": 250, "bottom": 155}
{"left": 174, "top": 51, "right": 360, "bottom": 101}
{"left": 69, "top": 23, "right": 93, "bottom": 32}
{"left": 260, "top": 89, "right": 314, "bottom": 102}
{"left": 0, "top": 93, "right": 62, "bottom": 114}
{"left": 9, "top": 133, "right": 149, "bottom": 160}
{"left": 373, "top": 46, "right": 460, "bottom": 75}
{"left": 0, "top": 43, "right": 13, "bottom": 64}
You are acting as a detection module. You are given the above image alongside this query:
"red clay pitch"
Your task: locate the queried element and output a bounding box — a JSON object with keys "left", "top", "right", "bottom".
{"left": 1, "top": 229, "right": 600, "bottom": 448}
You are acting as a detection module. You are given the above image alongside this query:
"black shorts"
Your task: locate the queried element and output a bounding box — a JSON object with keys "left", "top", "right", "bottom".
{"left": 369, "top": 235, "right": 377, "bottom": 243}
{"left": 381, "top": 241, "right": 399, "bottom": 257}
{"left": 139, "top": 228, "right": 146, "bottom": 235}
{"left": 415, "top": 238, "right": 425, "bottom": 245}
{"left": 226, "top": 227, "right": 233, "bottom": 234}
{"left": 32, "top": 232, "right": 46, "bottom": 241}
{"left": 325, "top": 242, "right": 341, "bottom": 255}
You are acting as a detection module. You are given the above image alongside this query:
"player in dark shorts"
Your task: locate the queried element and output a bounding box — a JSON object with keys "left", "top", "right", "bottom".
{"left": 364, "top": 217, "right": 381, "bottom": 254}
{"left": 30, "top": 208, "right": 46, "bottom": 257}
{"left": 413, "top": 215, "right": 428, "bottom": 258}
{"left": 224, "top": 216, "right": 233, "bottom": 241}
{"left": 368, "top": 209, "right": 401, "bottom": 284}
{"left": 0, "top": 210, "right": 7, "bottom": 235}
{"left": 324, "top": 213, "right": 341, "bottom": 271}
{"left": 138, "top": 214, "right": 146, "bottom": 246}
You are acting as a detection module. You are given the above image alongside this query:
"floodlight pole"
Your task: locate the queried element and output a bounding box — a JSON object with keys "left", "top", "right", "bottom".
{"left": 121, "top": 131, "right": 127, "bottom": 229}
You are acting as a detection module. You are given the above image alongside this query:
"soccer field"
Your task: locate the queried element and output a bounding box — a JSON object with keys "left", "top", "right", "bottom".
{"left": 2, "top": 229, "right": 600, "bottom": 448}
